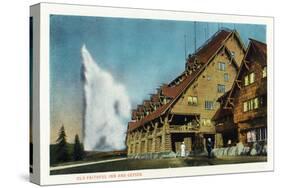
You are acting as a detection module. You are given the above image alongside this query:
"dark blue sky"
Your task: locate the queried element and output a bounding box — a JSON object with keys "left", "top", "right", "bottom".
{"left": 49, "top": 15, "right": 266, "bottom": 142}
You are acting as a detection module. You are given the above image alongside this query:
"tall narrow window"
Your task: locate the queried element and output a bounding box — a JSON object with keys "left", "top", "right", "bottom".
{"left": 224, "top": 73, "right": 229, "bottom": 82}
{"left": 218, "top": 62, "right": 226, "bottom": 71}
{"left": 205, "top": 101, "right": 214, "bottom": 110}
{"left": 249, "top": 72, "right": 255, "bottom": 84}
{"left": 217, "top": 84, "right": 225, "bottom": 93}
{"left": 243, "top": 102, "right": 248, "bottom": 112}
{"left": 262, "top": 66, "right": 267, "bottom": 78}
{"left": 253, "top": 97, "right": 259, "bottom": 109}
{"left": 244, "top": 75, "right": 249, "bottom": 86}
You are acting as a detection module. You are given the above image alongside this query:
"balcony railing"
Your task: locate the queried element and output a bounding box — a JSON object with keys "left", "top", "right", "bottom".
{"left": 170, "top": 123, "right": 200, "bottom": 132}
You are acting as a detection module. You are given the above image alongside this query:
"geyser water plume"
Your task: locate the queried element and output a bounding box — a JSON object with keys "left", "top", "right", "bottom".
{"left": 81, "top": 45, "right": 131, "bottom": 151}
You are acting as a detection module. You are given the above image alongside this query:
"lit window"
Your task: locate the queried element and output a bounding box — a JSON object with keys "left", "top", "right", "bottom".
{"left": 224, "top": 73, "right": 229, "bottom": 82}
{"left": 247, "top": 130, "right": 256, "bottom": 143}
{"left": 218, "top": 62, "right": 226, "bottom": 71}
{"left": 253, "top": 97, "right": 259, "bottom": 109}
{"left": 187, "top": 96, "right": 198, "bottom": 105}
{"left": 244, "top": 72, "right": 255, "bottom": 86}
{"left": 249, "top": 72, "right": 255, "bottom": 84}
{"left": 247, "top": 128, "right": 267, "bottom": 143}
{"left": 201, "top": 118, "right": 211, "bottom": 126}
{"left": 243, "top": 102, "right": 248, "bottom": 112}
{"left": 217, "top": 84, "right": 225, "bottom": 93}
{"left": 205, "top": 101, "right": 214, "bottom": 110}
{"left": 243, "top": 97, "right": 259, "bottom": 112}
{"left": 262, "top": 66, "right": 267, "bottom": 78}
{"left": 244, "top": 75, "right": 249, "bottom": 86}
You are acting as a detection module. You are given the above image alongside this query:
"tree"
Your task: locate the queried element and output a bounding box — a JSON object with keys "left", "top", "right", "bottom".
{"left": 73, "top": 134, "right": 84, "bottom": 161}
{"left": 55, "top": 125, "right": 70, "bottom": 162}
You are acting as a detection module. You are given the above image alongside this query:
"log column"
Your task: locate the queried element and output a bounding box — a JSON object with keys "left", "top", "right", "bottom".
{"left": 161, "top": 115, "right": 172, "bottom": 152}
{"left": 151, "top": 122, "right": 158, "bottom": 153}
{"left": 132, "top": 132, "right": 137, "bottom": 154}
{"left": 126, "top": 133, "right": 131, "bottom": 154}
{"left": 136, "top": 131, "right": 141, "bottom": 154}
{"left": 144, "top": 126, "right": 150, "bottom": 153}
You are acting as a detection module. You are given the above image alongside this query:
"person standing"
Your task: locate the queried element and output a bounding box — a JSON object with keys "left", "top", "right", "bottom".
{"left": 180, "top": 142, "right": 186, "bottom": 157}
{"left": 206, "top": 138, "right": 213, "bottom": 159}
{"left": 227, "top": 139, "right": 232, "bottom": 147}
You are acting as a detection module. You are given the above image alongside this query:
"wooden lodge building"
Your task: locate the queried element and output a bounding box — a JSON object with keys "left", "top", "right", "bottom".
{"left": 126, "top": 29, "right": 247, "bottom": 157}
{"left": 213, "top": 39, "right": 267, "bottom": 147}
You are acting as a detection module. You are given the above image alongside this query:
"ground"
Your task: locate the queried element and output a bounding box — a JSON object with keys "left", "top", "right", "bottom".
{"left": 50, "top": 156, "right": 267, "bottom": 175}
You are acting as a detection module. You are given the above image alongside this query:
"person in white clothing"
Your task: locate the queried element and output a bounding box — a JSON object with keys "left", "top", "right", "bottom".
{"left": 180, "top": 142, "right": 186, "bottom": 157}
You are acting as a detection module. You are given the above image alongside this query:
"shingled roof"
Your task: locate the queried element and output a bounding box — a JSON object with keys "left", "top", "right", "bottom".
{"left": 127, "top": 29, "right": 243, "bottom": 132}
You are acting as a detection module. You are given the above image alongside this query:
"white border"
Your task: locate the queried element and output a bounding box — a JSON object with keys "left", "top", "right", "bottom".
{"left": 36, "top": 2, "right": 274, "bottom": 185}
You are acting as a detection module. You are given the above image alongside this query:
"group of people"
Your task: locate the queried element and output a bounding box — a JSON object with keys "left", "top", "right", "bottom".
{"left": 180, "top": 137, "right": 214, "bottom": 158}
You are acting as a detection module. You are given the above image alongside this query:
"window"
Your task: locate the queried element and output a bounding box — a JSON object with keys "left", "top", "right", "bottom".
{"left": 201, "top": 118, "right": 211, "bottom": 126}
{"left": 224, "top": 73, "right": 229, "bottom": 82}
{"left": 247, "top": 128, "right": 267, "bottom": 143}
{"left": 256, "top": 128, "right": 267, "bottom": 141}
{"left": 247, "top": 130, "right": 256, "bottom": 143}
{"left": 217, "top": 84, "right": 225, "bottom": 93}
{"left": 249, "top": 72, "right": 255, "bottom": 83}
{"left": 205, "top": 101, "right": 214, "bottom": 110}
{"left": 244, "top": 73, "right": 255, "bottom": 86}
{"left": 262, "top": 66, "right": 267, "bottom": 78}
{"left": 218, "top": 62, "right": 226, "bottom": 71}
{"left": 187, "top": 96, "right": 198, "bottom": 105}
{"left": 243, "top": 97, "right": 259, "bottom": 112}
{"left": 207, "top": 75, "right": 211, "bottom": 81}
{"left": 244, "top": 75, "right": 249, "bottom": 86}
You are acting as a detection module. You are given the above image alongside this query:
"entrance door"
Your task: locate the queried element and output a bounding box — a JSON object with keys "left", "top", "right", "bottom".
{"left": 171, "top": 133, "right": 194, "bottom": 153}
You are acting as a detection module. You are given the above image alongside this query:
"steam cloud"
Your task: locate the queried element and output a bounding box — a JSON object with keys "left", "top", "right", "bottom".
{"left": 81, "top": 45, "right": 131, "bottom": 151}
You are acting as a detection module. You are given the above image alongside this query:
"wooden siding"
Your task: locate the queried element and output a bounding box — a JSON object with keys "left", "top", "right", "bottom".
{"left": 233, "top": 60, "right": 267, "bottom": 123}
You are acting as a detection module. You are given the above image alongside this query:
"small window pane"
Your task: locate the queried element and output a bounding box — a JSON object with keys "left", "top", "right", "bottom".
{"left": 249, "top": 73, "right": 255, "bottom": 84}
{"left": 217, "top": 84, "right": 225, "bottom": 93}
{"left": 244, "top": 75, "right": 249, "bottom": 86}
{"left": 224, "top": 73, "right": 229, "bottom": 82}
{"left": 243, "top": 102, "right": 248, "bottom": 112}
{"left": 218, "top": 62, "right": 226, "bottom": 71}
{"left": 193, "top": 97, "right": 198, "bottom": 105}
{"left": 254, "top": 98, "right": 259, "bottom": 109}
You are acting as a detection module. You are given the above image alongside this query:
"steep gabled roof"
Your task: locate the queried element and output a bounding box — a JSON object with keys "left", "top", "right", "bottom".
{"left": 245, "top": 39, "right": 267, "bottom": 65}
{"left": 128, "top": 29, "right": 244, "bottom": 132}
{"left": 212, "top": 107, "right": 232, "bottom": 121}
{"left": 187, "top": 30, "right": 232, "bottom": 64}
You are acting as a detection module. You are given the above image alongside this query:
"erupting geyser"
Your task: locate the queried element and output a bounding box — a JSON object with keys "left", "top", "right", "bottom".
{"left": 81, "top": 45, "right": 131, "bottom": 151}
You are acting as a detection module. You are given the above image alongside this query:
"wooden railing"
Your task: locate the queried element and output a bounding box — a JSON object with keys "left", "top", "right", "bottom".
{"left": 170, "top": 124, "right": 200, "bottom": 132}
